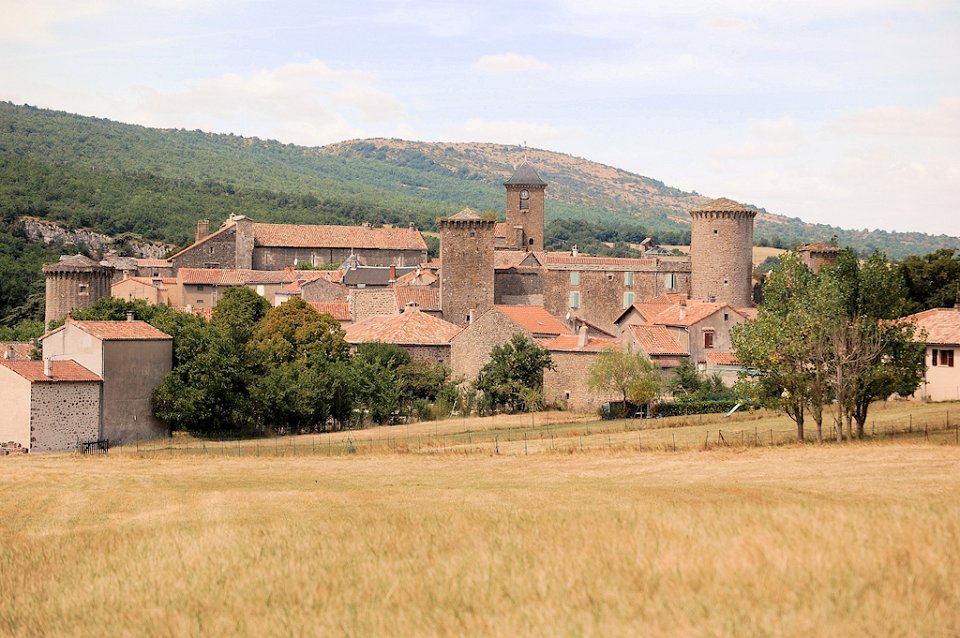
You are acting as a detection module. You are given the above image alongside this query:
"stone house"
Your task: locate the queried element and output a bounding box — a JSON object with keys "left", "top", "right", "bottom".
{"left": 170, "top": 216, "right": 428, "bottom": 272}
{"left": 907, "top": 307, "right": 960, "bottom": 401}
{"left": 0, "top": 359, "right": 102, "bottom": 452}
{"left": 616, "top": 298, "right": 748, "bottom": 375}
{"left": 343, "top": 305, "right": 462, "bottom": 364}
{"left": 449, "top": 304, "right": 620, "bottom": 411}
{"left": 112, "top": 276, "right": 180, "bottom": 307}
{"left": 621, "top": 323, "right": 689, "bottom": 371}
{"left": 42, "top": 319, "right": 173, "bottom": 444}
{"left": 797, "top": 242, "right": 842, "bottom": 274}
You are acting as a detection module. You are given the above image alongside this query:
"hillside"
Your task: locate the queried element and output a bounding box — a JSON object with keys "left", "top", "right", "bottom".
{"left": 1, "top": 101, "right": 959, "bottom": 322}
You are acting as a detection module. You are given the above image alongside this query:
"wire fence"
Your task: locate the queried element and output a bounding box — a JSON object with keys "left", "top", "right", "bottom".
{"left": 111, "top": 409, "right": 960, "bottom": 459}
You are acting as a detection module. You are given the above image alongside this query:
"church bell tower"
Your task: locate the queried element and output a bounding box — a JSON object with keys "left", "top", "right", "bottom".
{"left": 504, "top": 161, "right": 546, "bottom": 252}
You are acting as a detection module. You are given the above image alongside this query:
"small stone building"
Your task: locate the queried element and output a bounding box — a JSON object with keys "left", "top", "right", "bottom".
{"left": 42, "top": 319, "right": 173, "bottom": 444}
{"left": 796, "top": 242, "right": 842, "bottom": 274}
{"left": 0, "top": 359, "right": 102, "bottom": 452}
{"left": 343, "top": 305, "right": 462, "bottom": 364}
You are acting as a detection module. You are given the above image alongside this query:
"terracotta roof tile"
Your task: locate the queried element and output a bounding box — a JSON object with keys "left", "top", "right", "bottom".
{"left": 0, "top": 342, "right": 36, "bottom": 360}
{"left": 178, "top": 268, "right": 329, "bottom": 286}
{"left": 690, "top": 197, "right": 756, "bottom": 215}
{"left": 907, "top": 308, "right": 960, "bottom": 345}
{"left": 796, "top": 242, "right": 842, "bottom": 253}
{"left": 136, "top": 259, "right": 173, "bottom": 268}
{"left": 253, "top": 223, "right": 427, "bottom": 250}
{"left": 652, "top": 302, "right": 746, "bottom": 327}
{"left": 308, "top": 301, "right": 352, "bottom": 321}
{"left": 0, "top": 360, "right": 101, "bottom": 383}
{"left": 628, "top": 324, "right": 688, "bottom": 356}
{"left": 70, "top": 320, "right": 172, "bottom": 341}
{"left": 706, "top": 351, "right": 740, "bottom": 366}
{"left": 395, "top": 287, "right": 440, "bottom": 311}
{"left": 535, "top": 252, "right": 658, "bottom": 271}
{"left": 394, "top": 269, "right": 438, "bottom": 287}
{"left": 539, "top": 335, "right": 623, "bottom": 352}
{"left": 495, "top": 305, "right": 573, "bottom": 338}
{"left": 344, "top": 307, "right": 461, "bottom": 345}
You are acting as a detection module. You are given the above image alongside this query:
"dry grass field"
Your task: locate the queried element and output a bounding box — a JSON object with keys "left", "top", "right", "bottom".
{"left": 661, "top": 245, "right": 787, "bottom": 268}
{"left": 2, "top": 433, "right": 960, "bottom": 636}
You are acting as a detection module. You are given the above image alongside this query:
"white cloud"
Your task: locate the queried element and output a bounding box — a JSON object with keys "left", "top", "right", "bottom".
{"left": 716, "top": 118, "right": 806, "bottom": 160}
{"left": 844, "top": 97, "right": 960, "bottom": 137}
{"left": 473, "top": 53, "right": 551, "bottom": 74}
{"left": 125, "top": 60, "right": 410, "bottom": 146}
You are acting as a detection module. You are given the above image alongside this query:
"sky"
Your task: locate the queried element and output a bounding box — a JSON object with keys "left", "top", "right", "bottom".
{"left": 1, "top": 0, "right": 958, "bottom": 237}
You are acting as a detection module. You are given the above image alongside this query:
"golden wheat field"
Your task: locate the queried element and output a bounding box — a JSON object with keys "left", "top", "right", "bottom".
{"left": 2, "top": 435, "right": 960, "bottom": 637}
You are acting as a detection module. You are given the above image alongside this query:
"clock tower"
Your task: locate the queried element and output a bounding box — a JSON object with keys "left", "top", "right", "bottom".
{"left": 504, "top": 161, "right": 546, "bottom": 252}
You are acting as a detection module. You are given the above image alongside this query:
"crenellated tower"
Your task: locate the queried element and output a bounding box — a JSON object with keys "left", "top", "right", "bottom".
{"left": 689, "top": 197, "right": 756, "bottom": 307}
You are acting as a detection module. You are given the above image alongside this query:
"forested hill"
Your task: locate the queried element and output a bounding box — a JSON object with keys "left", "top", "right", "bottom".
{"left": 3, "top": 101, "right": 959, "bottom": 253}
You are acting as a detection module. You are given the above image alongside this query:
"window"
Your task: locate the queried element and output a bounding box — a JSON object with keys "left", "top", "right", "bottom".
{"left": 196, "top": 285, "right": 205, "bottom": 291}
{"left": 665, "top": 272, "right": 677, "bottom": 290}
{"left": 208, "top": 246, "right": 215, "bottom": 255}
{"left": 723, "top": 313, "right": 729, "bottom": 321}
{"left": 78, "top": 284, "right": 88, "bottom": 295}
{"left": 933, "top": 349, "right": 955, "bottom": 367}
{"left": 569, "top": 291, "right": 580, "bottom": 309}
{"left": 570, "top": 271, "right": 580, "bottom": 286}
{"left": 607, "top": 273, "right": 614, "bottom": 281}
{"left": 623, "top": 292, "right": 635, "bottom": 308}
{"left": 624, "top": 271, "right": 634, "bottom": 286}
{"left": 703, "top": 330, "right": 715, "bottom": 349}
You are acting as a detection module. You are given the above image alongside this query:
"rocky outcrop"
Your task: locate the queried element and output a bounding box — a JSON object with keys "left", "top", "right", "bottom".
{"left": 21, "top": 217, "right": 174, "bottom": 259}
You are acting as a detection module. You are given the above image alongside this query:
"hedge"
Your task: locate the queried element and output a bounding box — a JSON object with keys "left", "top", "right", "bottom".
{"left": 655, "top": 400, "right": 740, "bottom": 417}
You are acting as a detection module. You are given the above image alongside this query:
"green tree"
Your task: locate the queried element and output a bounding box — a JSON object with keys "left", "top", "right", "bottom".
{"left": 211, "top": 286, "right": 271, "bottom": 345}
{"left": 587, "top": 348, "right": 661, "bottom": 407}
{"left": 247, "top": 298, "right": 349, "bottom": 367}
{"left": 898, "top": 248, "right": 960, "bottom": 312}
{"left": 476, "top": 334, "right": 555, "bottom": 413}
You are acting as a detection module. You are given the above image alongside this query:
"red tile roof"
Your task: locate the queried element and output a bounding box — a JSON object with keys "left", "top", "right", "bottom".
{"left": 253, "top": 223, "right": 427, "bottom": 250}
{"left": 535, "top": 252, "right": 658, "bottom": 271}
{"left": 494, "top": 250, "right": 539, "bottom": 269}
{"left": 652, "top": 302, "right": 746, "bottom": 327}
{"left": 136, "top": 259, "right": 173, "bottom": 268}
{"left": 178, "top": 268, "right": 330, "bottom": 286}
{"left": 495, "top": 305, "right": 573, "bottom": 338}
{"left": 68, "top": 320, "right": 172, "bottom": 341}
{"left": 344, "top": 307, "right": 461, "bottom": 345}
{"left": 0, "top": 342, "right": 36, "bottom": 360}
{"left": 112, "top": 276, "right": 165, "bottom": 290}
{"left": 907, "top": 308, "right": 960, "bottom": 345}
{"left": 394, "top": 269, "right": 439, "bottom": 287}
{"left": 706, "top": 351, "right": 740, "bottom": 366}
{"left": 539, "top": 335, "right": 623, "bottom": 352}
{"left": 628, "top": 324, "right": 688, "bottom": 356}
{"left": 0, "top": 360, "right": 101, "bottom": 383}
{"left": 308, "top": 301, "right": 352, "bottom": 321}
{"left": 395, "top": 287, "right": 440, "bottom": 311}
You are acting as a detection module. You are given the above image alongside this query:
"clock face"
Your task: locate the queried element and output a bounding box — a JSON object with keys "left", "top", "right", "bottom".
{"left": 520, "top": 189, "right": 529, "bottom": 200}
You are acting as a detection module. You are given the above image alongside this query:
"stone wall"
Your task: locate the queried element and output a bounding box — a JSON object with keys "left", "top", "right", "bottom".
{"left": 300, "top": 278, "right": 347, "bottom": 303}
{"left": 686, "top": 309, "right": 748, "bottom": 364}
{"left": 690, "top": 210, "right": 755, "bottom": 307}
{"left": 101, "top": 339, "right": 172, "bottom": 443}
{"left": 440, "top": 217, "right": 496, "bottom": 327}
{"left": 171, "top": 226, "right": 239, "bottom": 271}
{"left": 44, "top": 266, "right": 114, "bottom": 324}
{"left": 494, "top": 270, "right": 543, "bottom": 306}
{"left": 30, "top": 382, "right": 101, "bottom": 452}
{"left": 253, "top": 246, "right": 426, "bottom": 269}
{"left": 543, "top": 350, "right": 614, "bottom": 413}
{"left": 400, "top": 344, "right": 450, "bottom": 365}
{"left": 350, "top": 289, "right": 398, "bottom": 322}
{"left": 450, "top": 309, "right": 530, "bottom": 384}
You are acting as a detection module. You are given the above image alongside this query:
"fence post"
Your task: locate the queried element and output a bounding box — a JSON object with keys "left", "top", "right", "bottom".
{"left": 672, "top": 433, "right": 676, "bottom": 452}
{"left": 496, "top": 435, "right": 500, "bottom": 455}
{"left": 524, "top": 433, "right": 528, "bottom": 455}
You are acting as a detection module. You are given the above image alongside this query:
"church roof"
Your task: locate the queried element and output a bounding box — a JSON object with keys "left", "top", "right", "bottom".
{"left": 504, "top": 162, "right": 547, "bottom": 186}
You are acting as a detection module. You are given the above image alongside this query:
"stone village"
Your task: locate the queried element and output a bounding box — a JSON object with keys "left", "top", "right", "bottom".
{"left": 2, "top": 163, "right": 958, "bottom": 451}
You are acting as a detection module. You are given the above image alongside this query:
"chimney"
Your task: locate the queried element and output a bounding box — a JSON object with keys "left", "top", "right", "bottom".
{"left": 196, "top": 219, "right": 210, "bottom": 243}
{"left": 571, "top": 245, "right": 579, "bottom": 257}
{"left": 408, "top": 221, "right": 416, "bottom": 230}
{"left": 362, "top": 222, "right": 371, "bottom": 229}
{"left": 126, "top": 311, "right": 134, "bottom": 322}
{"left": 389, "top": 264, "right": 396, "bottom": 283}
{"left": 43, "top": 358, "right": 52, "bottom": 378}
{"left": 468, "top": 309, "right": 475, "bottom": 325}
{"left": 5, "top": 345, "right": 15, "bottom": 361}
{"left": 679, "top": 299, "right": 687, "bottom": 321}
{"left": 577, "top": 325, "right": 588, "bottom": 348}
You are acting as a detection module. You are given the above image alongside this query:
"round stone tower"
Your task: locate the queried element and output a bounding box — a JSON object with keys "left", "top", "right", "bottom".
{"left": 43, "top": 254, "right": 115, "bottom": 325}
{"left": 439, "top": 208, "right": 496, "bottom": 327}
{"left": 689, "top": 197, "right": 756, "bottom": 307}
